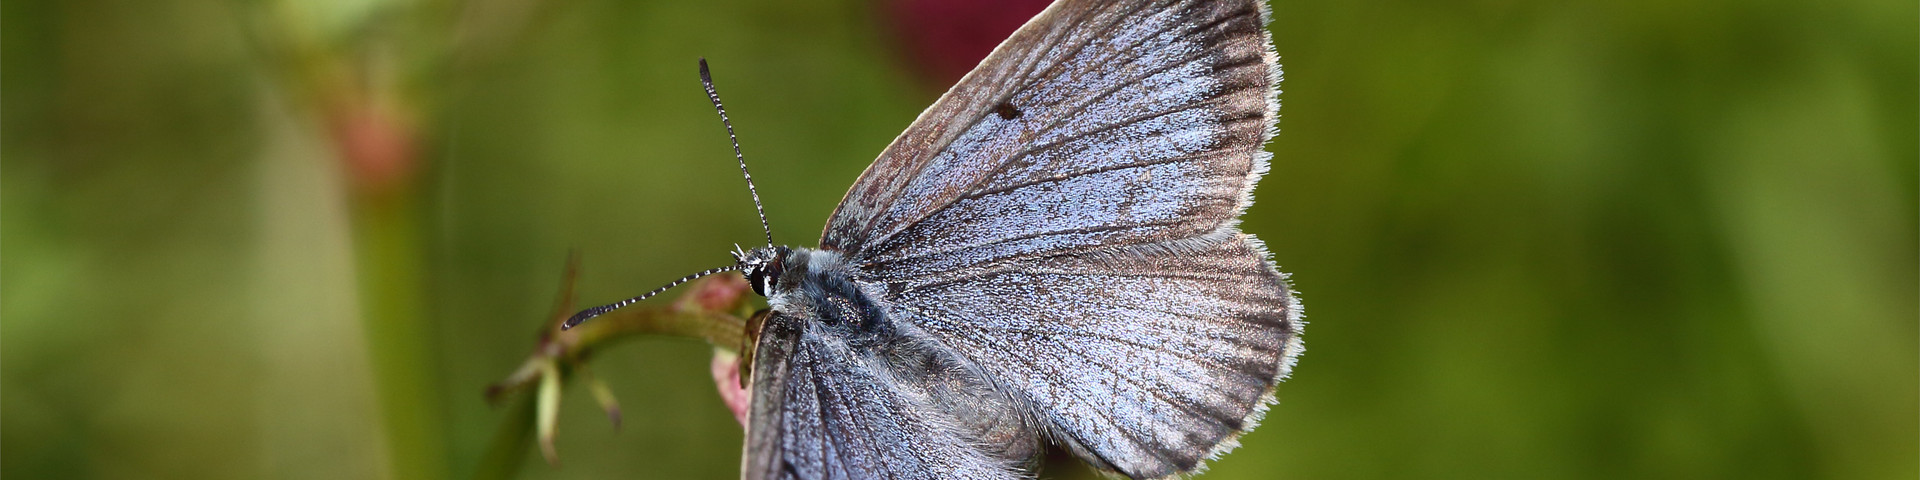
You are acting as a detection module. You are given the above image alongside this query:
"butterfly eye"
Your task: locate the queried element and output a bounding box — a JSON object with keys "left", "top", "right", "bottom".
{"left": 759, "top": 257, "right": 785, "bottom": 295}
{"left": 744, "top": 250, "right": 787, "bottom": 297}
{"left": 746, "top": 268, "right": 768, "bottom": 296}
{"left": 746, "top": 266, "right": 774, "bottom": 297}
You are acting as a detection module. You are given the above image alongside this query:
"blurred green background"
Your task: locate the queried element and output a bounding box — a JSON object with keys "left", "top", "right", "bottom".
{"left": 3, "top": 0, "right": 1915, "bottom": 478}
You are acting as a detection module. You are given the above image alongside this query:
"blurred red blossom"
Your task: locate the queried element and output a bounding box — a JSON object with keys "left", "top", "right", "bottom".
{"left": 325, "top": 100, "right": 419, "bottom": 197}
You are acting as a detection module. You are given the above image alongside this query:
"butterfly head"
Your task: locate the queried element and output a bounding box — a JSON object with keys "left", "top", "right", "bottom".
{"left": 733, "top": 244, "right": 791, "bottom": 297}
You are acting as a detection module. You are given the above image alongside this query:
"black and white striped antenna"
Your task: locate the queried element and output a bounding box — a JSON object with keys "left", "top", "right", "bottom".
{"left": 562, "top": 59, "right": 776, "bottom": 330}
{"left": 562, "top": 265, "right": 740, "bottom": 329}
{"left": 700, "top": 58, "right": 775, "bottom": 249}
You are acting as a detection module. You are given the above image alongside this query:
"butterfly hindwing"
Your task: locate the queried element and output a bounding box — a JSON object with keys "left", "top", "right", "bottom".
{"left": 888, "top": 233, "right": 1300, "bottom": 477}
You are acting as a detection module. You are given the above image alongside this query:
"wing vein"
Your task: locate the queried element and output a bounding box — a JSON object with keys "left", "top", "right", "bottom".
{"left": 872, "top": 218, "right": 1193, "bottom": 267}
{"left": 965, "top": 321, "right": 1275, "bottom": 383}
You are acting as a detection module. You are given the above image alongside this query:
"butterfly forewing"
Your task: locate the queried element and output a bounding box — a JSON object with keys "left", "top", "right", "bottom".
{"left": 823, "top": 0, "right": 1275, "bottom": 272}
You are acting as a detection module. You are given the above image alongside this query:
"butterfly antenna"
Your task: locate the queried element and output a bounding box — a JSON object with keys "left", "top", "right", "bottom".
{"left": 562, "top": 265, "right": 741, "bottom": 330}
{"left": 699, "top": 58, "right": 775, "bottom": 249}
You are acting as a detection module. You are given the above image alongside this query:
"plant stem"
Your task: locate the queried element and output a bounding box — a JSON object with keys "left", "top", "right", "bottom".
{"left": 352, "top": 192, "right": 449, "bottom": 480}
{"left": 475, "top": 274, "right": 754, "bottom": 477}
{"left": 473, "top": 394, "right": 535, "bottom": 480}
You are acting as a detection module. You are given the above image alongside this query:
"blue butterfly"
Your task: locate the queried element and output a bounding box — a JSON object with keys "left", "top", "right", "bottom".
{"left": 568, "top": 0, "right": 1301, "bottom": 477}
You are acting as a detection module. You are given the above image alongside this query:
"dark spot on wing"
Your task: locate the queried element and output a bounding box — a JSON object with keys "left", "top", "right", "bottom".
{"left": 994, "top": 102, "right": 1021, "bottom": 120}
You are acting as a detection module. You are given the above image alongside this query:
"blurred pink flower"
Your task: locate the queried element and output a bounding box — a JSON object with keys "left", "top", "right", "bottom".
{"left": 326, "top": 101, "right": 419, "bottom": 196}
{"left": 711, "top": 352, "right": 751, "bottom": 427}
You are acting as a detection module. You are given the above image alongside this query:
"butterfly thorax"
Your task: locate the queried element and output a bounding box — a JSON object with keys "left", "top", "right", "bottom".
{"left": 745, "top": 247, "right": 887, "bottom": 334}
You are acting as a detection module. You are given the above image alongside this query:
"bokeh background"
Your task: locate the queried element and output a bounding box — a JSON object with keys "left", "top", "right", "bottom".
{"left": 4, "top": 0, "right": 1914, "bottom": 478}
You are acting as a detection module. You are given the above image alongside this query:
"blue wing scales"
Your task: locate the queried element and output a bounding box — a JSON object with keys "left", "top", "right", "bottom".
{"left": 812, "top": 0, "right": 1302, "bottom": 478}
{"left": 890, "top": 234, "right": 1299, "bottom": 477}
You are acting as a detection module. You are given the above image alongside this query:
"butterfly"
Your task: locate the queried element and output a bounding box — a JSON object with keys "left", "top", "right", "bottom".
{"left": 565, "top": 0, "right": 1302, "bottom": 477}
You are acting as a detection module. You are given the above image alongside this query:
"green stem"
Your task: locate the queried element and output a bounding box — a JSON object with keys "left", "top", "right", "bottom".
{"left": 472, "top": 394, "right": 535, "bottom": 480}
{"left": 352, "top": 192, "right": 449, "bottom": 480}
